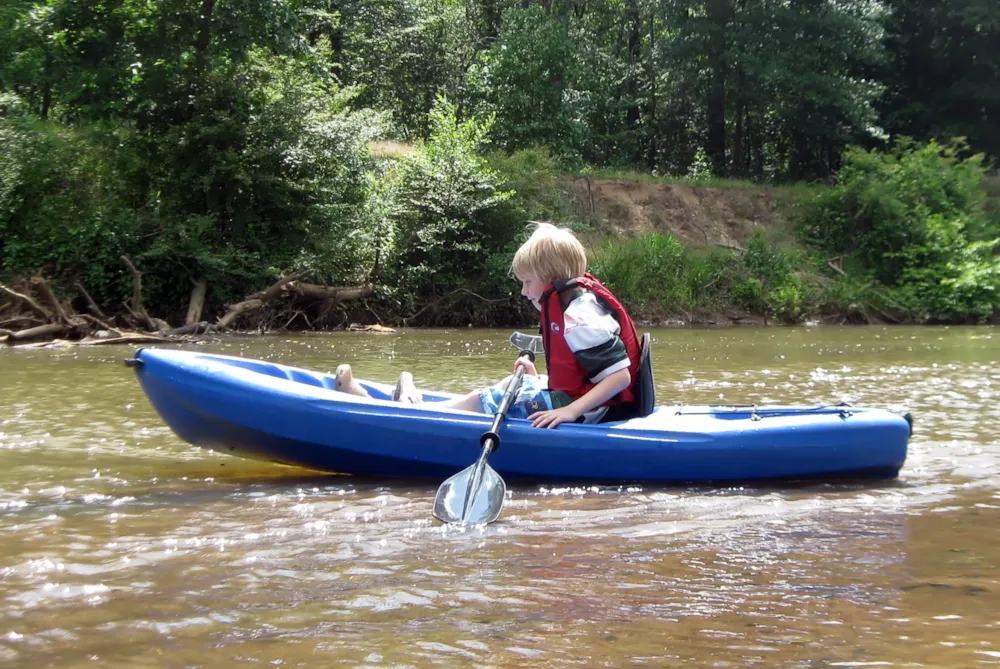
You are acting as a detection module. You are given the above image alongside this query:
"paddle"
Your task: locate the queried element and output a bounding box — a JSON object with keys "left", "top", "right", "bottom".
{"left": 509, "top": 330, "right": 544, "bottom": 357}
{"left": 432, "top": 350, "right": 535, "bottom": 526}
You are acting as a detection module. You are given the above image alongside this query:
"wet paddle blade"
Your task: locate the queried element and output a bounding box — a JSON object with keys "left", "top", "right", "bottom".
{"left": 509, "top": 331, "right": 544, "bottom": 356}
{"left": 433, "top": 462, "right": 506, "bottom": 525}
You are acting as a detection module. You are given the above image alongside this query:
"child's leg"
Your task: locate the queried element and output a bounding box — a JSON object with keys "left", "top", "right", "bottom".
{"left": 392, "top": 372, "right": 423, "bottom": 404}
{"left": 334, "top": 364, "right": 369, "bottom": 397}
{"left": 436, "top": 390, "right": 485, "bottom": 412}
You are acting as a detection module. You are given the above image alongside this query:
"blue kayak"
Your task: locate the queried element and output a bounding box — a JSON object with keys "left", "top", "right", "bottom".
{"left": 130, "top": 348, "right": 911, "bottom": 482}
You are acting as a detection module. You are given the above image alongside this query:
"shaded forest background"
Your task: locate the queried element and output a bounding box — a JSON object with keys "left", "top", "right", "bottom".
{"left": 1, "top": 0, "right": 998, "bottom": 331}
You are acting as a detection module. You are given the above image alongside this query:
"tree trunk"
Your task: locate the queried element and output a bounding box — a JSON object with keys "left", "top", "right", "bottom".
{"left": 733, "top": 101, "right": 745, "bottom": 178}
{"left": 194, "top": 0, "right": 216, "bottom": 73}
{"left": 705, "top": 0, "right": 732, "bottom": 177}
{"left": 646, "top": 4, "right": 658, "bottom": 171}
{"left": 624, "top": 0, "right": 643, "bottom": 162}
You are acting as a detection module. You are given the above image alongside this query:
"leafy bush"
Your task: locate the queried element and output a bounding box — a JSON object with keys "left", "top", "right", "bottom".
{"left": 799, "top": 139, "right": 999, "bottom": 322}
{"left": 382, "top": 98, "right": 514, "bottom": 308}
{"left": 133, "top": 53, "right": 383, "bottom": 311}
{"left": 486, "top": 147, "right": 565, "bottom": 223}
{"left": 0, "top": 109, "right": 137, "bottom": 304}
{"left": 1, "top": 55, "right": 386, "bottom": 321}
{"left": 591, "top": 233, "right": 690, "bottom": 314}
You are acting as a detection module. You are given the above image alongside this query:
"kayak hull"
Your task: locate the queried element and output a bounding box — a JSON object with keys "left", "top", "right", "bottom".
{"left": 131, "top": 348, "right": 910, "bottom": 482}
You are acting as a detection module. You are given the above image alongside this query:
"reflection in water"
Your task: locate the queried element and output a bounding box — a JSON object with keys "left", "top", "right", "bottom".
{"left": 1, "top": 326, "right": 998, "bottom": 666}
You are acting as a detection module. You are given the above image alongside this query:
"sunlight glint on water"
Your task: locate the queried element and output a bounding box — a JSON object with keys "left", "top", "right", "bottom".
{"left": 0, "top": 326, "right": 998, "bottom": 667}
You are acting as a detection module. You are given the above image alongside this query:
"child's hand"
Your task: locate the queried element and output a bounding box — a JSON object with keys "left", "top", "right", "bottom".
{"left": 529, "top": 406, "right": 581, "bottom": 429}
{"left": 514, "top": 357, "right": 538, "bottom": 376}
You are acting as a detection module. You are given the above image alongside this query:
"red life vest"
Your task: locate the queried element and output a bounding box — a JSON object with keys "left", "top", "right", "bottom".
{"left": 540, "top": 273, "right": 641, "bottom": 406}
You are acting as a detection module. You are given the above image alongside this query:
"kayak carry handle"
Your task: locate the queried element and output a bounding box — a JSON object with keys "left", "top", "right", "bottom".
{"left": 124, "top": 348, "right": 145, "bottom": 368}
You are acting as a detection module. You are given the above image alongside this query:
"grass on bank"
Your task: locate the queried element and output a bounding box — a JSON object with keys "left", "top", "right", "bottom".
{"left": 583, "top": 141, "right": 1000, "bottom": 326}
{"left": 570, "top": 167, "right": 827, "bottom": 200}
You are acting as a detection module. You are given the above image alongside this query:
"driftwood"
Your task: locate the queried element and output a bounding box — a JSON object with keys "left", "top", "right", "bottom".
{"left": 217, "top": 270, "right": 311, "bottom": 328}
{"left": 403, "top": 287, "right": 506, "bottom": 326}
{"left": 288, "top": 283, "right": 374, "bottom": 301}
{"left": 76, "top": 332, "right": 174, "bottom": 346}
{"left": 0, "top": 316, "right": 44, "bottom": 329}
{"left": 216, "top": 272, "right": 374, "bottom": 330}
{"left": 4, "top": 262, "right": 386, "bottom": 345}
{"left": 74, "top": 282, "right": 107, "bottom": 319}
{"left": 347, "top": 323, "right": 397, "bottom": 334}
{"left": 120, "top": 255, "right": 157, "bottom": 331}
{"left": 160, "top": 321, "right": 213, "bottom": 336}
{"left": 32, "top": 276, "right": 73, "bottom": 324}
{"left": 7, "top": 322, "right": 68, "bottom": 343}
{"left": 186, "top": 278, "right": 208, "bottom": 325}
{"left": 2, "top": 269, "right": 190, "bottom": 347}
{"left": 0, "top": 284, "right": 50, "bottom": 320}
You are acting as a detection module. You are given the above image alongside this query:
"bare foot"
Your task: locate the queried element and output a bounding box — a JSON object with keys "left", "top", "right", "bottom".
{"left": 392, "top": 371, "right": 422, "bottom": 404}
{"left": 335, "top": 364, "right": 369, "bottom": 397}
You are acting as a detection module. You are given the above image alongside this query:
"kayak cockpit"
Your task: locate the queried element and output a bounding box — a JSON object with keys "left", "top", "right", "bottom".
{"left": 196, "top": 354, "right": 459, "bottom": 402}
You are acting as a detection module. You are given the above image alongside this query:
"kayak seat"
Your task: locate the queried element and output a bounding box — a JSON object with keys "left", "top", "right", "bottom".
{"left": 634, "top": 332, "right": 655, "bottom": 418}
{"left": 600, "top": 332, "right": 654, "bottom": 423}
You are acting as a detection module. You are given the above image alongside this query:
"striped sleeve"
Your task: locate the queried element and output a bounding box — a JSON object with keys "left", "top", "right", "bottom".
{"left": 563, "top": 293, "right": 630, "bottom": 383}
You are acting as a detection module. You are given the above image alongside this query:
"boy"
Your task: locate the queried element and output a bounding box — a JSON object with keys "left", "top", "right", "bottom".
{"left": 335, "top": 222, "right": 642, "bottom": 428}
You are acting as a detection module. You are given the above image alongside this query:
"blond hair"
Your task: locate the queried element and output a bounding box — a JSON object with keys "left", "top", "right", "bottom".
{"left": 511, "top": 222, "right": 587, "bottom": 284}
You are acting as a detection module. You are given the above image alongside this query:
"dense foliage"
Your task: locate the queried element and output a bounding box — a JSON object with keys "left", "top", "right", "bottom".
{"left": 800, "top": 141, "right": 999, "bottom": 322}
{"left": 1, "top": 0, "right": 997, "bottom": 325}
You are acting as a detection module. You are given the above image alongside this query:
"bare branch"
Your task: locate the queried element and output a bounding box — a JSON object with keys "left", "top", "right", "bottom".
{"left": 0, "top": 284, "right": 50, "bottom": 320}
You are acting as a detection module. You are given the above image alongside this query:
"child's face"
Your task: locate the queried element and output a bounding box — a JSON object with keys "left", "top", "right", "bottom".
{"left": 518, "top": 273, "right": 546, "bottom": 311}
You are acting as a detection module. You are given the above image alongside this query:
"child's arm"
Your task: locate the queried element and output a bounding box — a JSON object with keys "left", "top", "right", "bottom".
{"left": 529, "top": 368, "right": 632, "bottom": 429}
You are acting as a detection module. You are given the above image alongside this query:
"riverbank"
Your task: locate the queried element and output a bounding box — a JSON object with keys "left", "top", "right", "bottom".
{"left": 3, "top": 143, "right": 999, "bottom": 344}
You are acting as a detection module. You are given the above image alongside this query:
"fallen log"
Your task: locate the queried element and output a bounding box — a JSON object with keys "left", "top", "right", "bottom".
{"left": 159, "top": 321, "right": 213, "bottom": 336}
{"left": 0, "top": 316, "right": 45, "bottom": 329}
{"left": 6, "top": 322, "right": 68, "bottom": 344}
{"left": 217, "top": 270, "right": 310, "bottom": 328}
{"left": 218, "top": 275, "right": 372, "bottom": 329}
{"left": 76, "top": 332, "right": 174, "bottom": 346}
{"left": 289, "top": 283, "right": 374, "bottom": 301}
{"left": 347, "top": 323, "right": 397, "bottom": 334}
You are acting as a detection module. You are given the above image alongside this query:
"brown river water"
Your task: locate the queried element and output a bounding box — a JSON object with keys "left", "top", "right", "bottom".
{"left": 1, "top": 326, "right": 998, "bottom": 668}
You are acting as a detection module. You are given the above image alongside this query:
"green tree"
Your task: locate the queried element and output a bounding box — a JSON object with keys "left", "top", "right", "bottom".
{"left": 879, "top": 0, "right": 1000, "bottom": 161}
{"left": 383, "top": 98, "right": 514, "bottom": 308}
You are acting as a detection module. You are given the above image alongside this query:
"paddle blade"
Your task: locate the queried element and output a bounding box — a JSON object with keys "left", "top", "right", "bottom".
{"left": 509, "top": 331, "right": 544, "bottom": 356}
{"left": 433, "top": 463, "right": 506, "bottom": 525}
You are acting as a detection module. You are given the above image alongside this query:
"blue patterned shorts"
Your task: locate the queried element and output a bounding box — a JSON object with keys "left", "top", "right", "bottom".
{"left": 477, "top": 374, "right": 572, "bottom": 419}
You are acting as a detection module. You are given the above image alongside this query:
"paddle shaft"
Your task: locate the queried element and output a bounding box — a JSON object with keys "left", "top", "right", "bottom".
{"left": 459, "top": 353, "right": 533, "bottom": 523}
